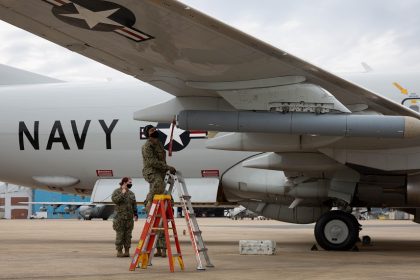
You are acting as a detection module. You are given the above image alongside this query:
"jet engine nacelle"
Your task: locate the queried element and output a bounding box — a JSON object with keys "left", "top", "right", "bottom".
{"left": 222, "top": 157, "right": 335, "bottom": 203}
{"left": 221, "top": 156, "right": 420, "bottom": 224}
{"left": 221, "top": 161, "right": 330, "bottom": 223}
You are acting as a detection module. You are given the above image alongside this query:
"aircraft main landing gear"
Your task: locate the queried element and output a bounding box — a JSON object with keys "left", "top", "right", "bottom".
{"left": 314, "top": 210, "right": 361, "bottom": 251}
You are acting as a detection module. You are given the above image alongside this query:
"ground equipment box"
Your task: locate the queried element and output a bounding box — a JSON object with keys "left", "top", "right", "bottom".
{"left": 239, "top": 240, "right": 276, "bottom": 255}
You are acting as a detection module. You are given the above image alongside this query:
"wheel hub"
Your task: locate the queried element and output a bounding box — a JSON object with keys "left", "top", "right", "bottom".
{"left": 324, "top": 219, "right": 349, "bottom": 244}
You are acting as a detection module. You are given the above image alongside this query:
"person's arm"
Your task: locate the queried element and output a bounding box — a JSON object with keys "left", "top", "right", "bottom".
{"left": 132, "top": 194, "right": 138, "bottom": 220}
{"left": 159, "top": 142, "right": 176, "bottom": 174}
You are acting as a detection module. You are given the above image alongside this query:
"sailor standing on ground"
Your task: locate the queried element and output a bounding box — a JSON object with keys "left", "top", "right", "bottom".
{"left": 142, "top": 125, "right": 176, "bottom": 257}
{"left": 111, "top": 177, "right": 138, "bottom": 258}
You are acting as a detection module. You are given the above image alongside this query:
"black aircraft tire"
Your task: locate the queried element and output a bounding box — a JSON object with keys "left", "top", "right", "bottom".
{"left": 315, "top": 210, "right": 359, "bottom": 251}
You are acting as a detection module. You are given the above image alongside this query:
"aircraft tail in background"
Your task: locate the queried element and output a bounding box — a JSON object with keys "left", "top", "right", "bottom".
{"left": 0, "top": 64, "right": 62, "bottom": 86}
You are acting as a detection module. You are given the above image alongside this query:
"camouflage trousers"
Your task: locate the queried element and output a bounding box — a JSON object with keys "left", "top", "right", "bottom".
{"left": 145, "top": 172, "right": 167, "bottom": 249}
{"left": 144, "top": 172, "right": 166, "bottom": 211}
{"left": 113, "top": 217, "right": 134, "bottom": 250}
{"left": 155, "top": 231, "right": 166, "bottom": 249}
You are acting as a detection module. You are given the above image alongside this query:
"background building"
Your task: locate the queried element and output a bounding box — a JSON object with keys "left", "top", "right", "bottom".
{"left": 0, "top": 183, "right": 91, "bottom": 219}
{"left": 0, "top": 183, "right": 32, "bottom": 219}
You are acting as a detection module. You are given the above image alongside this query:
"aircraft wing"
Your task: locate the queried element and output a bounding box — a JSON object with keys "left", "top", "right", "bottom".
{"left": 0, "top": 0, "right": 418, "bottom": 117}
{"left": 20, "top": 202, "right": 94, "bottom": 206}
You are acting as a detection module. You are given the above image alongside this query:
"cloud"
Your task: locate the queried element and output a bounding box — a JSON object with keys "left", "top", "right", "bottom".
{"left": 181, "top": 0, "right": 420, "bottom": 73}
{"left": 0, "top": 21, "right": 131, "bottom": 82}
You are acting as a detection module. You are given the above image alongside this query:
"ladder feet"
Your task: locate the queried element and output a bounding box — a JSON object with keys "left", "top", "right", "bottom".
{"left": 196, "top": 266, "right": 206, "bottom": 271}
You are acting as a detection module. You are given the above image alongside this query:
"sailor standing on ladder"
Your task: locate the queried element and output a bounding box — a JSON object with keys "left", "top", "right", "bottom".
{"left": 142, "top": 124, "right": 176, "bottom": 258}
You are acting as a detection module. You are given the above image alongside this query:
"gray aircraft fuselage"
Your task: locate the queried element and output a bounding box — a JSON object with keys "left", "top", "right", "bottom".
{"left": 0, "top": 71, "right": 418, "bottom": 196}
{"left": 0, "top": 80, "right": 253, "bottom": 194}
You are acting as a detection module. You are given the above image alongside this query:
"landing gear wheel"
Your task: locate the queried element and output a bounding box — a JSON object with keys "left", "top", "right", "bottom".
{"left": 314, "top": 210, "right": 360, "bottom": 251}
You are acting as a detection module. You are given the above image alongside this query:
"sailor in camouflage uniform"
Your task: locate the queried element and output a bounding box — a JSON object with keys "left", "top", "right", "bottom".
{"left": 142, "top": 125, "right": 176, "bottom": 257}
{"left": 111, "top": 177, "right": 138, "bottom": 257}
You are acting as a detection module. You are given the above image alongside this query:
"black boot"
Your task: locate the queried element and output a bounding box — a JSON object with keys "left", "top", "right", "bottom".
{"left": 154, "top": 248, "right": 162, "bottom": 257}
{"left": 123, "top": 246, "right": 130, "bottom": 257}
{"left": 116, "top": 248, "right": 124, "bottom": 258}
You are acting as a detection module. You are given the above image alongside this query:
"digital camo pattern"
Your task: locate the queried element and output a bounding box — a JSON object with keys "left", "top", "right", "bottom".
{"left": 142, "top": 139, "right": 169, "bottom": 249}
{"left": 112, "top": 188, "right": 137, "bottom": 249}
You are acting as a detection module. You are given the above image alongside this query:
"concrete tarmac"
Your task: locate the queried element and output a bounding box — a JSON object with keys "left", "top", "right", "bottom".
{"left": 1, "top": 218, "right": 420, "bottom": 279}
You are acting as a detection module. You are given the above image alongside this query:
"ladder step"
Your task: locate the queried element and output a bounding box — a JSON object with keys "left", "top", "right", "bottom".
{"left": 152, "top": 227, "right": 173, "bottom": 230}
{"left": 198, "top": 247, "right": 208, "bottom": 252}
{"left": 193, "top": 230, "right": 202, "bottom": 235}
{"left": 147, "top": 233, "right": 176, "bottom": 238}
{"left": 180, "top": 195, "right": 191, "bottom": 200}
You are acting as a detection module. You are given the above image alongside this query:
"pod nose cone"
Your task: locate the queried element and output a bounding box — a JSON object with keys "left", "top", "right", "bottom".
{"left": 404, "top": 116, "right": 420, "bottom": 138}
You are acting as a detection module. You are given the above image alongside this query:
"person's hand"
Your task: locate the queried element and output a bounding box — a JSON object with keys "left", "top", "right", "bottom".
{"left": 121, "top": 184, "right": 128, "bottom": 193}
{"left": 134, "top": 215, "right": 138, "bottom": 222}
{"left": 169, "top": 166, "right": 176, "bottom": 175}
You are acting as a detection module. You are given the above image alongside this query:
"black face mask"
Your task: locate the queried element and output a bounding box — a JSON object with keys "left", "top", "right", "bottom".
{"left": 127, "top": 183, "right": 133, "bottom": 189}
{"left": 150, "top": 131, "right": 159, "bottom": 138}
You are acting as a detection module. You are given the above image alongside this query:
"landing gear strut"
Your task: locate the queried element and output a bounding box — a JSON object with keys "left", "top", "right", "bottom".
{"left": 314, "top": 210, "right": 360, "bottom": 251}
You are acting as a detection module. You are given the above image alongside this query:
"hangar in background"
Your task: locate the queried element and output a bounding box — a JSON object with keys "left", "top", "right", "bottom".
{"left": 0, "top": 183, "right": 90, "bottom": 219}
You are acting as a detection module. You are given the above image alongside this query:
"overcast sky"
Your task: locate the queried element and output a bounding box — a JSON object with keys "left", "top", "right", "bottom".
{"left": 1, "top": 0, "right": 420, "bottom": 82}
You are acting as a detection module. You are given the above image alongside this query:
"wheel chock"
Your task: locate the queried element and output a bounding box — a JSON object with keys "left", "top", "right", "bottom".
{"left": 351, "top": 245, "right": 359, "bottom": 252}
{"left": 362, "top": 235, "right": 371, "bottom": 246}
{"left": 310, "top": 244, "right": 318, "bottom": 251}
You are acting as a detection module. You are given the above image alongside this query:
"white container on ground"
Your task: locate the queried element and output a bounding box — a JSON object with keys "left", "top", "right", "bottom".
{"left": 239, "top": 240, "right": 276, "bottom": 255}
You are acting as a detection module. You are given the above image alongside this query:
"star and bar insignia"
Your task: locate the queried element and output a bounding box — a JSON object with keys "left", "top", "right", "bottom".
{"left": 140, "top": 123, "right": 208, "bottom": 152}
{"left": 43, "top": 0, "right": 154, "bottom": 42}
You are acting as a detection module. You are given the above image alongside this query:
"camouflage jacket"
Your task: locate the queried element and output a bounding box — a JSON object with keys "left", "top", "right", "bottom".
{"left": 142, "top": 139, "right": 169, "bottom": 177}
{"left": 111, "top": 188, "right": 137, "bottom": 220}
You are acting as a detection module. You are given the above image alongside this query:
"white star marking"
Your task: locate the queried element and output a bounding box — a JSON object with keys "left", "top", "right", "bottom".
{"left": 61, "top": 4, "right": 122, "bottom": 29}
{"left": 159, "top": 124, "right": 186, "bottom": 147}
